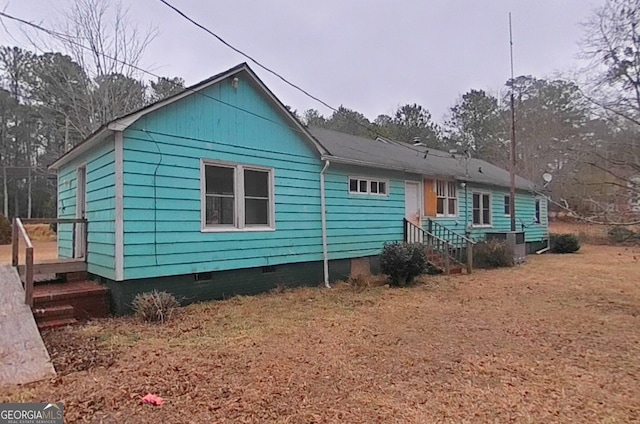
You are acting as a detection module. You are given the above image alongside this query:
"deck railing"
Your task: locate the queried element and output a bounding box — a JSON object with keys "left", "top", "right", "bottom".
{"left": 11, "top": 217, "right": 88, "bottom": 306}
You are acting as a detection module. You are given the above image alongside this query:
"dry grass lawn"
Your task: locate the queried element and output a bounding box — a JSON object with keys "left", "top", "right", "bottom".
{"left": 1, "top": 244, "right": 640, "bottom": 423}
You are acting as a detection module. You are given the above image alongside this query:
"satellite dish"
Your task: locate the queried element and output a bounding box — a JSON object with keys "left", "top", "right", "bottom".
{"left": 542, "top": 173, "right": 553, "bottom": 183}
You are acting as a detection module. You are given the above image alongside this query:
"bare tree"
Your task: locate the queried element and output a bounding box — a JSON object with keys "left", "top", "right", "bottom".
{"left": 578, "top": 0, "right": 640, "bottom": 222}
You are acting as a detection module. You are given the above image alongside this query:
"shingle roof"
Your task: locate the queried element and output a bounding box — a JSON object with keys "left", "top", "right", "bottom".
{"left": 309, "top": 127, "right": 536, "bottom": 191}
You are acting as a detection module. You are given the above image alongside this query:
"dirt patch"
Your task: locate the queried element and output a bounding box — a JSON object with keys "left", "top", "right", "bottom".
{"left": 1, "top": 245, "right": 640, "bottom": 423}
{"left": 0, "top": 240, "right": 58, "bottom": 264}
{"left": 25, "top": 224, "right": 56, "bottom": 242}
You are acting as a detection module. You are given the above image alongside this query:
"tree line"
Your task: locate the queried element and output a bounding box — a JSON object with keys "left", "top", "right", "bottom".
{"left": 1, "top": 0, "right": 639, "bottom": 223}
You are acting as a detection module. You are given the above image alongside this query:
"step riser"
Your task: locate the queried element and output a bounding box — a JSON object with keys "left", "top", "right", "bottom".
{"left": 34, "top": 298, "right": 109, "bottom": 320}
{"left": 33, "top": 306, "right": 75, "bottom": 321}
{"left": 37, "top": 318, "right": 78, "bottom": 330}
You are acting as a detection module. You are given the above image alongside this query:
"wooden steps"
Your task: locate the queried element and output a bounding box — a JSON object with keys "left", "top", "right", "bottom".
{"left": 32, "top": 281, "right": 110, "bottom": 329}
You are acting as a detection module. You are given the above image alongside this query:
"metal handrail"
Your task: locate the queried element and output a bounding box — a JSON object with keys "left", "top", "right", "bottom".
{"left": 427, "top": 218, "right": 476, "bottom": 245}
{"left": 404, "top": 219, "right": 473, "bottom": 274}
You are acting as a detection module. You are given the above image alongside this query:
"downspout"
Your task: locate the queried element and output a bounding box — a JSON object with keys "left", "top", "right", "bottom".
{"left": 320, "top": 160, "right": 331, "bottom": 288}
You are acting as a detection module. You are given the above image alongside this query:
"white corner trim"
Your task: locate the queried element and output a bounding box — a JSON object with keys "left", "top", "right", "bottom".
{"left": 114, "top": 132, "right": 124, "bottom": 281}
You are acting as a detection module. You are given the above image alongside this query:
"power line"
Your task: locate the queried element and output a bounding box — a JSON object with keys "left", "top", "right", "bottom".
{"left": 0, "top": 10, "right": 309, "bottom": 137}
{"left": 156, "top": 0, "right": 382, "bottom": 138}
{"left": 157, "top": 0, "right": 339, "bottom": 115}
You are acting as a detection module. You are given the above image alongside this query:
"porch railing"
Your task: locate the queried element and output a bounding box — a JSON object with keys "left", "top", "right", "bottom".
{"left": 11, "top": 217, "right": 88, "bottom": 306}
{"left": 404, "top": 219, "right": 474, "bottom": 274}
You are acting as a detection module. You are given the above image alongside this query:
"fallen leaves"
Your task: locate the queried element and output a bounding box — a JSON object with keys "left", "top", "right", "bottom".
{"left": 1, "top": 245, "right": 639, "bottom": 423}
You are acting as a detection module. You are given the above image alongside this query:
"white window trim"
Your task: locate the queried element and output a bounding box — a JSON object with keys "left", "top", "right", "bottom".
{"left": 504, "top": 194, "right": 511, "bottom": 217}
{"left": 201, "top": 159, "right": 275, "bottom": 232}
{"left": 435, "top": 179, "right": 458, "bottom": 217}
{"left": 534, "top": 198, "right": 542, "bottom": 225}
{"left": 348, "top": 176, "right": 389, "bottom": 197}
{"left": 472, "top": 191, "right": 493, "bottom": 227}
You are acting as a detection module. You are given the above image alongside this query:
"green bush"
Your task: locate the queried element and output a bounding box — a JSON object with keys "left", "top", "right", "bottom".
{"left": 608, "top": 226, "right": 637, "bottom": 243}
{"left": 380, "top": 242, "right": 428, "bottom": 286}
{"left": 131, "top": 290, "right": 180, "bottom": 323}
{"left": 550, "top": 233, "right": 581, "bottom": 254}
{"left": 0, "top": 214, "right": 11, "bottom": 245}
{"left": 473, "top": 239, "right": 514, "bottom": 269}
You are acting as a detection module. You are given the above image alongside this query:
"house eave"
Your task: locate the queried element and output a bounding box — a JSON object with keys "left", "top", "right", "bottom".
{"left": 48, "top": 127, "right": 114, "bottom": 171}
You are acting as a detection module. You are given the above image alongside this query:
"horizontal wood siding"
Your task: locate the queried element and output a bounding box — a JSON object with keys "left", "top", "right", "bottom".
{"left": 426, "top": 182, "right": 548, "bottom": 243}
{"left": 122, "top": 74, "right": 323, "bottom": 280}
{"left": 324, "top": 164, "right": 411, "bottom": 259}
{"left": 57, "top": 139, "right": 116, "bottom": 279}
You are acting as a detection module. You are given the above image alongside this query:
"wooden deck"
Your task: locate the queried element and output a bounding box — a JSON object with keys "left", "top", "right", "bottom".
{"left": 0, "top": 264, "right": 55, "bottom": 387}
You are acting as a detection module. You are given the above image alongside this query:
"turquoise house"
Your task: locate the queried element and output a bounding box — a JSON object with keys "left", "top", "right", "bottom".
{"left": 49, "top": 63, "right": 548, "bottom": 313}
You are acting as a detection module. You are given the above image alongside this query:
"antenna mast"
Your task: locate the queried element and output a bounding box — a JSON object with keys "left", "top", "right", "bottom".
{"left": 509, "top": 12, "right": 517, "bottom": 232}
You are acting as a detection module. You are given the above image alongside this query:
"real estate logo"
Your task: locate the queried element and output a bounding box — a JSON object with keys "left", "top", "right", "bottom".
{"left": 0, "top": 403, "right": 63, "bottom": 424}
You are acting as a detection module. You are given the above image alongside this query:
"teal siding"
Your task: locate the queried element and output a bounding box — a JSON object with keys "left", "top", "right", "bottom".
{"left": 426, "top": 182, "right": 548, "bottom": 243}
{"left": 57, "top": 139, "right": 116, "bottom": 279}
{"left": 122, "top": 74, "right": 323, "bottom": 280}
{"left": 324, "top": 164, "right": 413, "bottom": 259}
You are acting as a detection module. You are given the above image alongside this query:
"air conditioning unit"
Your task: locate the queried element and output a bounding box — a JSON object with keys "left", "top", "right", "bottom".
{"left": 485, "top": 231, "right": 526, "bottom": 264}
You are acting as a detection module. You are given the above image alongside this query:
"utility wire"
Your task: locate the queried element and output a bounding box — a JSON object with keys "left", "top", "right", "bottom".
{"left": 0, "top": 10, "right": 309, "bottom": 137}
{"left": 156, "top": 0, "right": 382, "bottom": 138}
{"left": 157, "top": 0, "right": 339, "bottom": 114}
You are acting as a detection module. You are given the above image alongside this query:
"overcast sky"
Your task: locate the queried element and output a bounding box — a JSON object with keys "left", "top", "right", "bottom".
{"left": 1, "top": 0, "right": 603, "bottom": 122}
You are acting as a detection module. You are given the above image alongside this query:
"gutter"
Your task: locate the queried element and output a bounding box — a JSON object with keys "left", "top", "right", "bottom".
{"left": 320, "top": 159, "right": 331, "bottom": 288}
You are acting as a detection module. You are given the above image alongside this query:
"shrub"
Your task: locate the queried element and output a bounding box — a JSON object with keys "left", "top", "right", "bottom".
{"left": 473, "top": 239, "right": 514, "bottom": 269}
{"left": 380, "top": 242, "right": 428, "bottom": 286}
{"left": 0, "top": 214, "right": 11, "bottom": 245}
{"left": 132, "top": 290, "right": 180, "bottom": 323}
{"left": 608, "top": 226, "right": 637, "bottom": 244}
{"left": 550, "top": 233, "right": 581, "bottom": 254}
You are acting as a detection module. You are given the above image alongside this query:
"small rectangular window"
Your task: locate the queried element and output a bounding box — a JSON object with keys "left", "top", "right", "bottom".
{"left": 504, "top": 195, "right": 511, "bottom": 216}
{"left": 348, "top": 177, "right": 388, "bottom": 196}
{"left": 535, "top": 199, "right": 541, "bottom": 223}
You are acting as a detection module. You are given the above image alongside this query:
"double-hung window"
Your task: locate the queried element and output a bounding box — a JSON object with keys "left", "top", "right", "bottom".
{"left": 504, "top": 195, "right": 511, "bottom": 216}
{"left": 535, "top": 199, "right": 541, "bottom": 224}
{"left": 472, "top": 192, "right": 491, "bottom": 226}
{"left": 435, "top": 180, "right": 457, "bottom": 216}
{"left": 202, "top": 160, "right": 274, "bottom": 231}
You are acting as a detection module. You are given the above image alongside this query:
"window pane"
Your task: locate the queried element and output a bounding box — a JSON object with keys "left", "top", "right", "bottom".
{"left": 379, "top": 181, "right": 386, "bottom": 194}
{"left": 206, "top": 196, "right": 234, "bottom": 225}
{"left": 473, "top": 209, "right": 480, "bottom": 224}
{"left": 448, "top": 198, "right": 456, "bottom": 215}
{"left": 504, "top": 196, "right": 510, "bottom": 215}
{"left": 206, "top": 166, "right": 234, "bottom": 195}
{"left": 437, "top": 198, "right": 445, "bottom": 215}
{"left": 448, "top": 182, "right": 457, "bottom": 197}
{"left": 473, "top": 193, "right": 480, "bottom": 209}
{"left": 535, "top": 200, "right": 541, "bottom": 223}
{"left": 359, "top": 180, "right": 368, "bottom": 193}
{"left": 483, "top": 208, "right": 491, "bottom": 225}
{"left": 371, "top": 181, "right": 379, "bottom": 193}
{"left": 349, "top": 178, "right": 358, "bottom": 192}
{"left": 244, "top": 169, "right": 269, "bottom": 198}
{"left": 245, "top": 198, "right": 269, "bottom": 225}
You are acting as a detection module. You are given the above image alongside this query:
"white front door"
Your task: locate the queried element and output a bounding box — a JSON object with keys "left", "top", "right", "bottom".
{"left": 405, "top": 181, "right": 421, "bottom": 226}
{"left": 75, "top": 166, "right": 86, "bottom": 258}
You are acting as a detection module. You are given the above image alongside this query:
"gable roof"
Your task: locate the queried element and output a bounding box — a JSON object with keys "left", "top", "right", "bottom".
{"left": 49, "top": 63, "right": 327, "bottom": 170}
{"left": 309, "top": 127, "right": 536, "bottom": 191}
